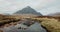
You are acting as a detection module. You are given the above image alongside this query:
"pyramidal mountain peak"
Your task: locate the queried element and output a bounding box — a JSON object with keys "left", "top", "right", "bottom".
{"left": 14, "top": 6, "right": 42, "bottom": 16}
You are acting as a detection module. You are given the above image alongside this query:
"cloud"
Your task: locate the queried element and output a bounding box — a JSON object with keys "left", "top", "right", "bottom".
{"left": 0, "top": 0, "right": 60, "bottom": 15}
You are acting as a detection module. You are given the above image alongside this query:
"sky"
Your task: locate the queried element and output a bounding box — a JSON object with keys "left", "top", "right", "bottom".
{"left": 0, "top": 0, "right": 60, "bottom": 15}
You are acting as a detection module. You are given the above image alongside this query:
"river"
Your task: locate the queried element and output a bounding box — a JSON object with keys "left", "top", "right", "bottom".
{"left": 0, "top": 22, "right": 47, "bottom": 32}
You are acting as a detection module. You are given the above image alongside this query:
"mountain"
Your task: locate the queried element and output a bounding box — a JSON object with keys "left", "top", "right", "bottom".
{"left": 14, "top": 6, "right": 42, "bottom": 16}
{"left": 48, "top": 12, "right": 60, "bottom": 17}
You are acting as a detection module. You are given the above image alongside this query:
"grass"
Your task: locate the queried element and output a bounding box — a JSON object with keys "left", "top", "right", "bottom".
{"left": 31, "top": 17, "right": 60, "bottom": 32}
{"left": 0, "top": 15, "right": 60, "bottom": 32}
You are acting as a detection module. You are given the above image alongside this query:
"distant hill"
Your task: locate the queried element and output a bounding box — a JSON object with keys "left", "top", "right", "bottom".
{"left": 14, "top": 6, "right": 42, "bottom": 16}
{"left": 48, "top": 12, "right": 60, "bottom": 17}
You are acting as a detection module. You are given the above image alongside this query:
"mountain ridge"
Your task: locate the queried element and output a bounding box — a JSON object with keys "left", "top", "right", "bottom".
{"left": 14, "top": 6, "right": 42, "bottom": 16}
{"left": 48, "top": 12, "right": 60, "bottom": 16}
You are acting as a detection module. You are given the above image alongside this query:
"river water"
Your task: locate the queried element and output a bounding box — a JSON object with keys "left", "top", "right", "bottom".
{"left": 0, "top": 22, "right": 46, "bottom": 32}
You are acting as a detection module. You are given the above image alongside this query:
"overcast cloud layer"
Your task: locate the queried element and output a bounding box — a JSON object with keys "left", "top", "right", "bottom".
{"left": 0, "top": 0, "right": 60, "bottom": 15}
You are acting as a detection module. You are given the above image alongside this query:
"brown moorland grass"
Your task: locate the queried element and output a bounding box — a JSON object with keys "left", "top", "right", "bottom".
{"left": 31, "top": 16, "right": 60, "bottom": 32}
{"left": 0, "top": 15, "right": 60, "bottom": 32}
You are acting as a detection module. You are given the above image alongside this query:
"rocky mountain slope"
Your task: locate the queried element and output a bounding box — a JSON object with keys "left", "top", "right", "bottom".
{"left": 14, "top": 6, "right": 42, "bottom": 16}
